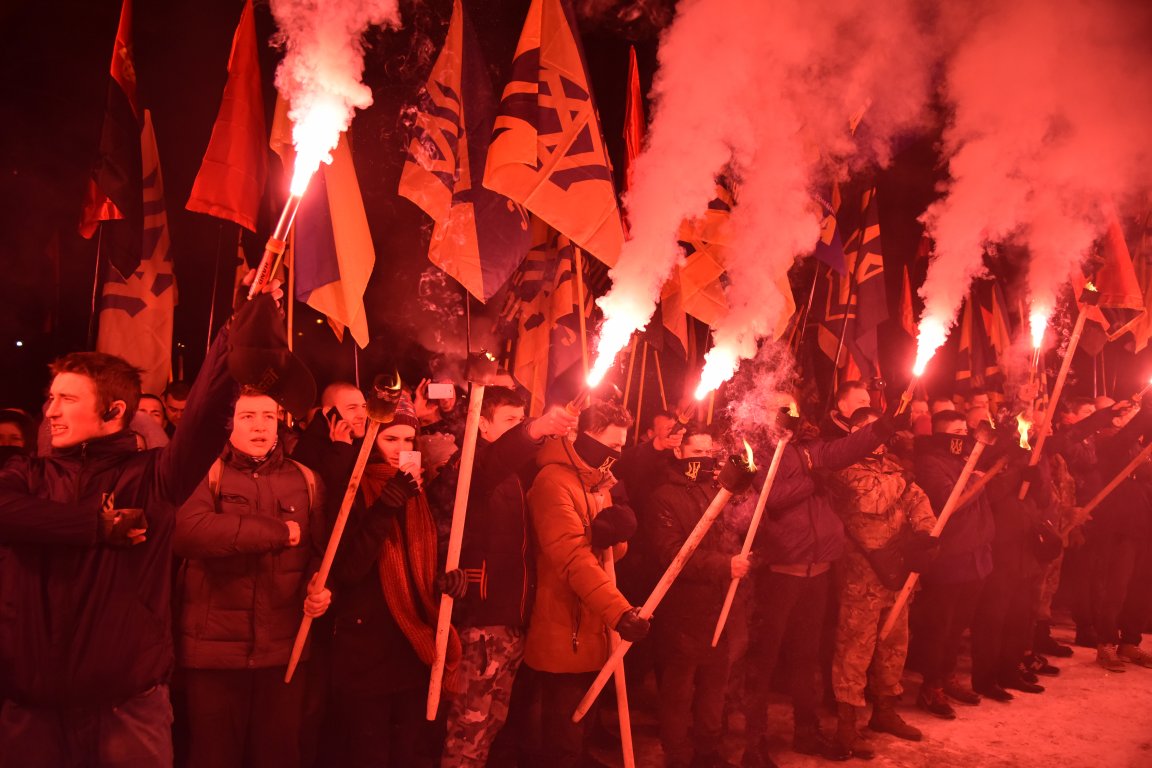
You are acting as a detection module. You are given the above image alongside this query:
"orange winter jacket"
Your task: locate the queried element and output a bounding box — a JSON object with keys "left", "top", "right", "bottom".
{"left": 524, "top": 438, "right": 630, "bottom": 673}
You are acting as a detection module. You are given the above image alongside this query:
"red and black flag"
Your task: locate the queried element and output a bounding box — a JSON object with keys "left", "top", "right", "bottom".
{"left": 955, "top": 278, "right": 1012, "bottom": 394}
{"left": 79, "top": 0, "right": 143, "bottom": 279}
{"left": 483, "top": 0, "right": 624, "bottom": 267}
{"left": 399, "top": 0, "right": 529, "bottom": 302}
{"left": 186, "top": 0, "right": 268, "bottom": 232}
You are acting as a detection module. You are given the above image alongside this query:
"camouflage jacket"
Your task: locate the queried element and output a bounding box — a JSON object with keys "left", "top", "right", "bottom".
{"left": 828, "top": 453, "right": 936, "bottom": 551}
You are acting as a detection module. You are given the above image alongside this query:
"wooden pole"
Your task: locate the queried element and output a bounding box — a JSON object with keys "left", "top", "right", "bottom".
{"left": 633, "top": 342, "right": 648, "bottom": 442}
{"left": 1080, "top": 440, "right": 1152, "bottom": 519}
{"left": 653, "top": 349, "right": 668, "bottom": 412}
{"left": 574, "top": 247, "right": 590, "bottom": 382}
{"left": 285, "top": 419, "right": 382, "bottom": 682}
{"left": 1020, "top": 306, "right": 1088, "bottom": 499}
{"left": 426, "top": 384, "right": 487, "bottom": 718}
{"left": 954, "top": 452, "right": 1012, "bottom": 509}
{"left": 711, "top": 435, "right": 791, "bottom": 647}
{"left": 572, "top": 470, "right": 750, "bottom": 722}
{"left": 622, "top": 335, "right": 639, "bottom": 410}
{"left": 879, "top": 439, "right": 988, "bottom": 641}
{"left": 602, "top": 550, "right": 636, "bottom": 768}
{"left": 286, "top": 236, "right": 295, "bottom": 352}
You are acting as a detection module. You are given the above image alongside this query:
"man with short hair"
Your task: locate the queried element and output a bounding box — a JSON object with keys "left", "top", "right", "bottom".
{"left": 821, "top": 381, "right": 871, "bottom": 439}
{"left": 162, "top": 380, "right": 191, "bottom": 435}
{"left": 438, "top": 387, "right": 577, "bottom": 768}
{"left": 174, "top": 388, "right": 330, "bottom": 768}
{"left": 0, "top": 312, "right": 245, "bottom": 765}
{"left": 524, "top": 401, "right": 650, "bottom": 768}
{"left": 291, "top": 382, "right": 367, "bottom": 474}
{"left": 929, "top": 397, "right": 955, "bottom": 415}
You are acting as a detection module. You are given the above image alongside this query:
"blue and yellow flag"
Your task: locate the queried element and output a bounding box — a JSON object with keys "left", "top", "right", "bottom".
{"left": 399, "top": 0, "right": 528, "bottom": 301}
{"left": 483, "top": 0, "right": 624, "bottom": 267}
{"left": 97, "top": 111, "right": 175, "bottom": 395}
{"left": 271, "top": 99, "right": 375, "bottom": 348}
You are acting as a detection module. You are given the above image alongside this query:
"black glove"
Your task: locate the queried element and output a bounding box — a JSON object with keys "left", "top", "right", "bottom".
{"left": 615, "top": 607, "right": 650, "bottom": 642}
{"left": 436, "top": 568, "right": 468, "bottom": 599}
{"left": 872, "top": 414, "right": 897, "bottom": 442}
{"left": 901, "top": 530, "right": 940, "bottom": 573}
{"left": 591, "top": 505, "right": 637, "bottom": 548}
{"left": 375, "top": 471, "right": 420, "bottom": 510}
{"left": 100, "top": 506, "right": 148, "bottom": 548}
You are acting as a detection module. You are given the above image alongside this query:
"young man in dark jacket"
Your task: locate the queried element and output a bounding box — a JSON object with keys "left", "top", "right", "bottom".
{"left": 647, "top": 423, "right": 748, "bottom": 768}
{"left": 742, "top": 406, "right": 894, "bottom": 768}
{"left": 174, "top": 389, "right": 331, "bottom": 768}
{"left": 437, "top": 387, "right": 577, "bottom": 768}
{"left": 910, "top": 410, "right": 995, "bottom": 719}
{"left": 0, "top": 292, "right": 281, "bottom": 766}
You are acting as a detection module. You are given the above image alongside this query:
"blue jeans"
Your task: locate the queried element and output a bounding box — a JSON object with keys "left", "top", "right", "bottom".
{"left": 0, "top": 684, "right": 173, "bottom": 768}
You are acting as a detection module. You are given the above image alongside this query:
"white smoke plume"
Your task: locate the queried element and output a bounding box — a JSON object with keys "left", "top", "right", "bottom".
{"left": 592, "top": 0, "right": 936, "bottom": 390}
{"left": 922, "top": 0, "right": 1152, "bottom": 360}
{"left": 271, "top": 0, "right": 403, "bottom": 195}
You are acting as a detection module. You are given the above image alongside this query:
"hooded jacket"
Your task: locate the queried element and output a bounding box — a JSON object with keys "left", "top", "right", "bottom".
{"left": 0, "top": 329, "right": 235, "bottom": 707}
{"left": 174, "top": 441, "right": 324, "bottom": 669}
{"left": 755, "top": 424, "right": 887, "bottom": 566}
{"left": 524, "top": 438, "right": 630, "bottom": 674}
{"left": 912, "top": 433, "right": 996, "bottom": 584}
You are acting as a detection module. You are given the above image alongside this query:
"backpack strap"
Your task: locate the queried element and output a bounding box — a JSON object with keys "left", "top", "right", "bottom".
{"left": 206, "top": 458, "right": 224, "bottom": 509}
{"left": 288, "top": 459, "right": 317, "bottom": 510}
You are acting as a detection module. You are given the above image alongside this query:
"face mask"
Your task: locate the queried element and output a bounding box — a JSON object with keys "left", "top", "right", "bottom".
{"left": 574, "top": 432, "right": 622, "bottom": 473}
{"left": 674, "top": 455, "right": 715, "bottom": 483}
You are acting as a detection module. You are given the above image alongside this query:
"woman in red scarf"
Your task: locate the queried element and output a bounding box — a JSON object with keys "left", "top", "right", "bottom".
{"left": 325, "top": 393, "right": 460, "bottom": 767}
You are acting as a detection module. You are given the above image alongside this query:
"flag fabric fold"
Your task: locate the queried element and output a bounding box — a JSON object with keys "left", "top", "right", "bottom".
{"left": 79, "top": 0, "right": 143, "bottom": 279}
{"left": 954, "top": 279, "right": 1011, "bottom": 394}
{"left": 186, "top": 0, "right": 268, "bottom": 232}
{"left": 271, "top": 99, "right": 375, "bottom": 348}
{"left": 483, "top": 0, "right": 624, "bottom": 267}
{"left": 399, "top": 0, "right": 529, "bottom": 302}
{"left": 97, "top": 111, "right": 176, "bottom": 395}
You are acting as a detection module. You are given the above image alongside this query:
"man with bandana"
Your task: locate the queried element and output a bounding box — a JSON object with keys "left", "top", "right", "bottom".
{"left": 523, "top": 401, "right": 650, "bottom": 768}
{"left": 826, "top": 408, "right": 937, "bottom": 759}
{"left": 647, "top": 423, "right": 748, "bottom": 768}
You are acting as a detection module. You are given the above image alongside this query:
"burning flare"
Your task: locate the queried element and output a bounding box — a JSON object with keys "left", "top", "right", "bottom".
{"left": 1016, "top": 413, "right": 1033, "bottom": 450}
{"left": 912, "top": 316, "right": 949, "bottom": 376}
{"left": 694, "top": 346, "right": 740, "bottom": 400}
{"left": 1028, "top": 307, "right": 1049, "bottom": 350}
{"left": 270, "top": 0, "right": 402, "bottom": 196}
{"left": 742, "top": 439, "right": 756, "bottom": 473}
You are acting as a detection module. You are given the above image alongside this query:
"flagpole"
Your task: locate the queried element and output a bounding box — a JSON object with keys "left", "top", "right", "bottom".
{"left": 286, "top": 235, "right": 296, "bottom": 352}
{"left": 634, "top": 342, "right": 648, "bottom": 442}
{"left": 574, "top": 246, "right": 590, "bottom": 381}
{"left": 793, "top": 261, "right": 823, "bottom": 353}
{"left": 825, "top": 259, "right": 858, "bottom": 414}
{"left": 205, "top": 224, "right": 226, "bottom": 359}
{"left": 653, "top": 348, "right": 668, "bottom": 412}
{"left": 622, "top": 335, "right": 639, "bottom": 409}
{"left": 87, "top": 227, "right": 104, "bottom": 350}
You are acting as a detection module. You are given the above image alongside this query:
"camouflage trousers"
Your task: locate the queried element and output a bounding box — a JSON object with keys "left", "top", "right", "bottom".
{"left": 441, "top": 625, "right": 525, "bottom": 768}
{"left": 831, "top": 552, "right": 910, "bottom": 708}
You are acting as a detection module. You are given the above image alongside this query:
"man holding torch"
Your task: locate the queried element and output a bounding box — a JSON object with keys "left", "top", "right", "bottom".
{"left": 742, "top": 402, "right": 896, "bottom": 768}
{"left": 523, "top": 401, "right": 649, "bottom": 768}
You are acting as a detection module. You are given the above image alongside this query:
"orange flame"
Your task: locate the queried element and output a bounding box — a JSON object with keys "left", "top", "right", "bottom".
{"left": 743, "top": 439, "right": 756, "bottom": 472}
{"left": 1016, "top": 413, "right": 1032, "bottom": 450}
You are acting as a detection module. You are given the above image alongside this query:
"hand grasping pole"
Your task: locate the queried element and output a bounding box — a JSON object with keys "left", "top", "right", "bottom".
{"left": 571, "top": 447, "right": 757, "bottom": 723}
{"left": 284, "top": 372, "right": 404, "bottom": 683}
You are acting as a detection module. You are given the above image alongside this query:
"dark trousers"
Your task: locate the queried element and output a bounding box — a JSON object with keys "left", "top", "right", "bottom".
{"left": 971, "top": 569, "right": 1033, "bottom": 688}
{"left": 184, "top": 666, "right": 306, "bottom": 768}
{"left": 0, "top": 684, "right": 173, "bottom": 768}
{"left": 532, "top": 670, "right": 598, "bottom": 768}
{"left": 915, "top": 577, "right": 984, "bottom": 688}
{"left": 1060, "top": 535, "right": 1096, "bottom": 632}
{"left": 1092, "top": 533, "right": 1152, "bottom": 646}
{"left": 743, "top": 570, "right": 830, "bottom": 742}
{"left": 655, "top": 626, "right": 731, "bottom": 766}
{"left": 332, "top": 686, "right": 428, "bottom": 768}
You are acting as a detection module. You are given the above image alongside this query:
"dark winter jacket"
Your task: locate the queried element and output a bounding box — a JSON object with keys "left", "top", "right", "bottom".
{"left": 326, "top": 456, "right": 429, "bottom": 697}
{"left": 755, "top": 424, "right": 887, "bottom": 566}
{"left": 0, "top": 329, "right": 235, "bottom": 707}
{"left": 913, "top": 433, "right": 995, "bottom": 584}
{"left": 1052, "top": 407, "right": 1114, "bottom": 506}
{"left": 437, "top": 422, "right": 543, "bottom": 629}
{"left": 615, "top": 439, "right": 677, "bottom": 600}
{"left": 1093, "top": 412, "right": 1152, "bottom": 539}
{"left": 984, "top": 456, "right": 1052, "bottom": 579}
{"left": 174, "top": 441, "right": 325, "bottom": 669}
{"left": 647, "top": 464, "right": 739, "bottom": 635}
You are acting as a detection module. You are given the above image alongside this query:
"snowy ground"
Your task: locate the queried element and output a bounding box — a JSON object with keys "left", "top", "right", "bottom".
{"left": 589, "top": 620, "right": 1152, "bottom": 768}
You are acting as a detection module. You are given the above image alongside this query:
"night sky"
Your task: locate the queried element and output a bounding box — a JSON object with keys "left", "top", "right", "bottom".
{"left": 0, "top": 0, "right": 1143, "bottom": 416}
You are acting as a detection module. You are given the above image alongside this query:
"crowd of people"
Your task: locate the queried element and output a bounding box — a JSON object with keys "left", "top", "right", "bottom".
{"left": 0, "top": 297, "right": 1150, "bottom": 768}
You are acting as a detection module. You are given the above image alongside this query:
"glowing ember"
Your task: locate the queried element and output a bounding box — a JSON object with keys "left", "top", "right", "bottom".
{"left": 743, "top": 439, "right": 756, "bottom": 472}
{"left": 1028, "top": 307, "right": 1049, "bottom": 350}
{"left": 694, "top": 345, "right": 739, "bottom": 400}
{"left": 1016, "top": 414, "right": 1032, "bottom": 450}
{"left": 788, "top": 402, "right": 799, "bottom": 418}
{"left": 912, "top": 316, "right": 949, "bottom": 376}
{"left": 1085, "top": 281, "right": 1098, "bottom": 292}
